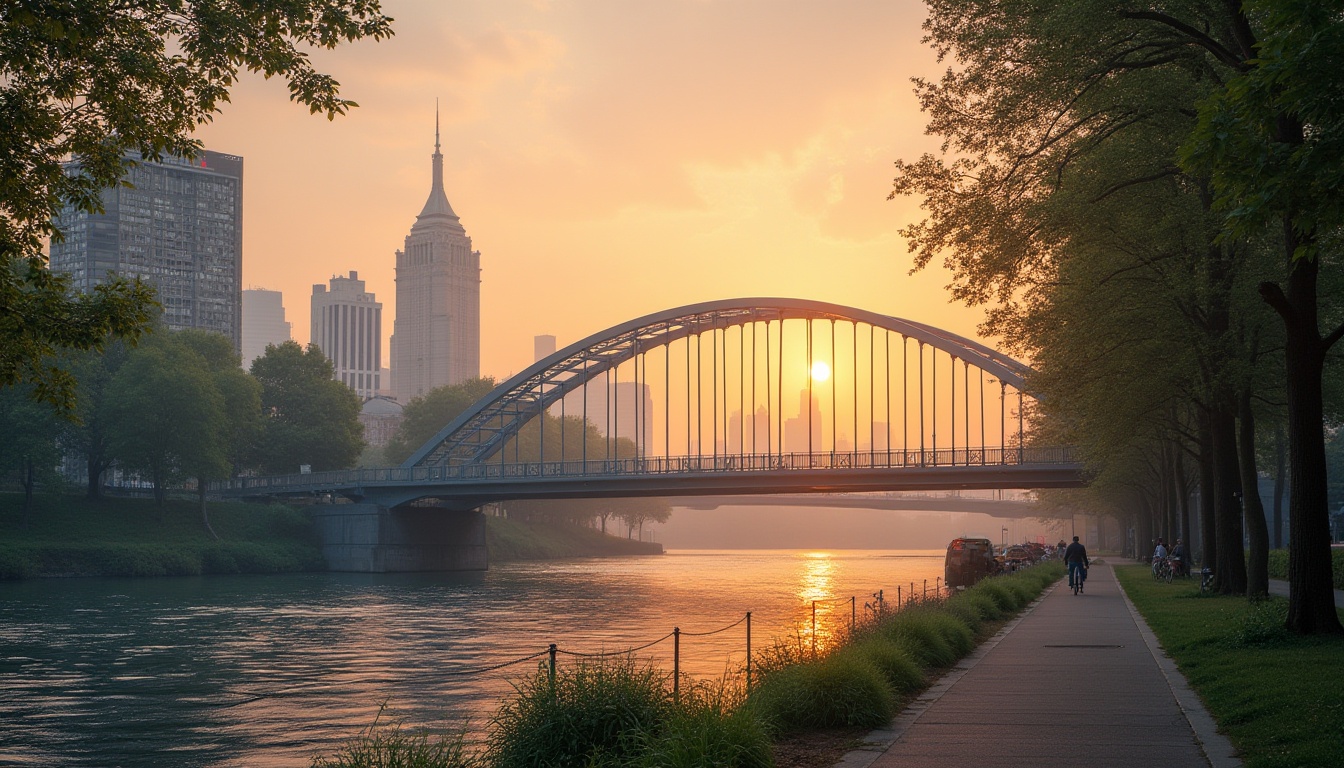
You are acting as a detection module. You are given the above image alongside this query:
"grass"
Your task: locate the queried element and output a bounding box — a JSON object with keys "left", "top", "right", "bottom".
{"left": 310, "top": 706, "right": 474, "bottom": 768}
{"left": 0, "top": 492, "right": 325, "bottom": 578}
{"left": 1266, "top": 548, "right": 1344, "bottom": 590}
{"left": 1116, "top": 565, "right": 1344, "bottom": 768}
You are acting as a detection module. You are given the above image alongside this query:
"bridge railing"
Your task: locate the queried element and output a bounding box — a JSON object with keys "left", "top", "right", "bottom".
{"left": 212, "top": 445, "right": 1078, "bottom": 494}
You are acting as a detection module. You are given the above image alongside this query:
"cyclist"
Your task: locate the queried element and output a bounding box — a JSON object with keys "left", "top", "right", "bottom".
{"left": 1064, "top": 536, "right": 1089, "bottom": 591}
{"left": 1151, "top": 538, "right": 1168, "bottom": 576}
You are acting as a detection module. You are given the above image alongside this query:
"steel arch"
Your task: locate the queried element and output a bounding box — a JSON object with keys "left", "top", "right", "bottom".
{"left": 404, "top": 298, "right": 1035, "bottom": 468}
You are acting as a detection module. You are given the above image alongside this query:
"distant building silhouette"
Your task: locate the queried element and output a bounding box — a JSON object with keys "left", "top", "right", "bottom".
{"left": 241, "top": 288, "right": 292, "bottom": 369}
{"left": 312, "top": 270, "right": 382, "bottom": 399}
{"left": 534, "top": 334, "right": 557, "bottom": 363}
{"left": 49, "top": 149, "right": 244, "bottom": 348}
{"left": 391, "top": 108, "right": 481, "bottom": 403}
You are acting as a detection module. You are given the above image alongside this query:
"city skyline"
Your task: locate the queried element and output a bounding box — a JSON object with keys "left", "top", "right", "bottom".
{"left": 193, "top": 1, "right": 990, "bottom": 384}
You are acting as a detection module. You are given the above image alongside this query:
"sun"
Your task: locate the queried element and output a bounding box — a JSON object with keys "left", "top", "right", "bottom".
{"left": 810, "top": 360, "right": 831, "bottom": 382}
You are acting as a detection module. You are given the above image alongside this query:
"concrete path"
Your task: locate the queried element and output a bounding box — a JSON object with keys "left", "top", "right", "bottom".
{"left": 838, "top": 564, "right": 1239, "bottom": 768}
{"left": 1267, "top": 578, "right": 1344, "bottom": 608}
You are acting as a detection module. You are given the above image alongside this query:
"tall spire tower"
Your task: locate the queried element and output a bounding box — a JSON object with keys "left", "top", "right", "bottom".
{"left": 390, "top": 104, "right": 482, "bottom": 403}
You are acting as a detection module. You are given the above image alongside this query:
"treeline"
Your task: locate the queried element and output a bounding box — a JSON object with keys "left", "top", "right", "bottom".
{"left": 0, "top": 331, "right": 363, "bottom": 529}
{"left": 894, "top": 0, "right": 1344, "bottom": 634}
{"left": 375, "top": 377, "right": 671, "bottom": 537}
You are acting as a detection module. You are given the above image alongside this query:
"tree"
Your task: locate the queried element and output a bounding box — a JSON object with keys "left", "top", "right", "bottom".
{"left": 176, "top": 330, "right": 262, "bottom": 537}
{"left": 894, "top": 0, "right": 1267, "bottom": 593}
{"left": 249, "top": 341, "right": 363, "bottom": 474}
{"left": 1179, "top": 0, "right": 1344, "bottom": 634}
{"left": 60, "top": 340, "right": 131, "bottom": 498}
{"left": 103, "top": 336, "right": 227, "bottom": 510}
{"left": 619, "top": 499, "right": 672, "bottom": 540}
{"left": 0, "top": 384, "right": 63, "bottom": 527}
{"left": 0, "top": 0, "right": 393, "bottom": 411}
{"left": 384, "top": 378, "right": 497, "bottom": 466}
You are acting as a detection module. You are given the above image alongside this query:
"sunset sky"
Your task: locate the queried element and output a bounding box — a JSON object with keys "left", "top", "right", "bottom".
{"left": 196, "top": 0, "right": 985, "bottom": 381}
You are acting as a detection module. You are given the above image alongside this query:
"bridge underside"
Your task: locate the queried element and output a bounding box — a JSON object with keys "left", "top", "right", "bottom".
{"left": 673, "top": 495, "right": 1066, "bottom": 520}
{"left": 238, "top": 463, "right": 1085, "bottom": 511}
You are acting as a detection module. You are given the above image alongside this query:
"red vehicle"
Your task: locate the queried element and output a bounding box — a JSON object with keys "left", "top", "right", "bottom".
{"left": 945, "top": 538, "right": 998, "bottom": 588}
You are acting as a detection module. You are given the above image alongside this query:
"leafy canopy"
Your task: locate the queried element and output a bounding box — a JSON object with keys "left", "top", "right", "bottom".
{"left": 0, "top": 0, "right": 393, "bottom": 410}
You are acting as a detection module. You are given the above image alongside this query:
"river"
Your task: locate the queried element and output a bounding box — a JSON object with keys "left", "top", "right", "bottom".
{"left": 0, "top": 549, "right": 945, "bottom": 767}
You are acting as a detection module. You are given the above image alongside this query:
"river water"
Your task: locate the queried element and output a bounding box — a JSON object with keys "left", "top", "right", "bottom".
{"left": 0, "top": 549, "right": 944, "bottom": 767}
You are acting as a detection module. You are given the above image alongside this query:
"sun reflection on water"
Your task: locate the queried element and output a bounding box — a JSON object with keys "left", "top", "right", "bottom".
{"left": 794, "top": 552, "right": 847, "bottom": 657}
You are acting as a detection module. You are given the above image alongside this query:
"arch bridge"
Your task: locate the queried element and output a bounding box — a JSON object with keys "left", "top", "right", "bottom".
{"left": 220, "top": 298, "right": 1083, "bottom": 510}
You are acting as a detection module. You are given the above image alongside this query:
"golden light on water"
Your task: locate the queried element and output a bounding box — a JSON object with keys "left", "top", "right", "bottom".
{"left": 795, "top": 551, "right": 844, "bottom": 657}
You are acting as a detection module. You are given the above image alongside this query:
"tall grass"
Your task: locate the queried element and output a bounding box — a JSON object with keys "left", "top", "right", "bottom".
{"left": 310, "top": 707, "right": 475, "bottom": 768}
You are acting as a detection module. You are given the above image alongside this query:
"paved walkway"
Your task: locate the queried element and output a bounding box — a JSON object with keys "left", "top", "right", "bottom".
{"left": 838, "top": 564, "right": 1239, "bottom": 768}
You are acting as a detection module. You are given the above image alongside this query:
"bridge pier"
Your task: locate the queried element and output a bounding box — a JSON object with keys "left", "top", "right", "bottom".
{"left": 310, "top": 503, "right": 488, "bottom": 572}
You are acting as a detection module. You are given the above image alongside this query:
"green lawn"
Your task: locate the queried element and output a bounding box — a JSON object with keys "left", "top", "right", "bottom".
{"left": 1116, "top": 565, "right": 1344, "bottom": 768}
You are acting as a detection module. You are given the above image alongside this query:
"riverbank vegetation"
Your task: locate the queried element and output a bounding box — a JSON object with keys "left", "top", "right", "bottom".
{"left": 312, "top": 562, "right": 1063, "bottom": 767}
{"left": 486, "top": 516, "right": 662, "bottom": 561}
{"left": 0, "top": 493, "right": 323, "bottom": 579}
{"left": 895, "top": 0, "right": 1344, "bottom": 635}
{"left": 1116, "top": 565, "right": 1344, "bottom": 767}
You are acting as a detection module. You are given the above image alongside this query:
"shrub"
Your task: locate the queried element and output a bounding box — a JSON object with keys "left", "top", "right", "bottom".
{"left": 751, "top": 652, "right": 894, "bottom": 731}
{"left": 968, "top": 580, "right": 1020, "bottom": 612}
{"left": 848, "top": 638, "right": 924, "bottom": 695}
{"left": 948, "top": 591, "right": 1002, "bottom": 623}
{"left": 878, "top": 611, "right": 956, "bottom": 668}
{"left": 634, "top": 681, "right": 772, "bottom": 768}
{"left": 489, "top": 657, "right": 671, "bottom": 768}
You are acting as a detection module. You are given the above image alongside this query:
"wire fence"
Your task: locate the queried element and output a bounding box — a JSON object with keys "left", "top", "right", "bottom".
{"left": 216, "top": 578, "right": 956, "bottom": 709}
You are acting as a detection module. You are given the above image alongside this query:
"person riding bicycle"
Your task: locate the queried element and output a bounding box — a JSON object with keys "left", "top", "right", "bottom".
{"left": 1064, "top": 536, "right": 1089, "bottom": 590}
{"left": 1151, "top": 538, "right": 1168, "bottom": 576}
{"left": 1169, "top": 539, "right": 1188, "bottom": 577}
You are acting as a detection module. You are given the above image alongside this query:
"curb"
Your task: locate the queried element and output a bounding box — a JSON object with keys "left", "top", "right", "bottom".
{"left": 831, "top": 581, "right": 1059, "bottom": 768}
{"left": 1116, "top": 576, "right": 1243, "bottom": 768}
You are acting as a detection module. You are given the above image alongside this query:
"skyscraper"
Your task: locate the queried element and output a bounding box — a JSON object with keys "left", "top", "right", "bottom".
{"left": 49, "top": 150, "right": 244, "bottom": 348}
{"left": 241, "top": 288, "right": 292, "bottom": 369}
{"left": 390, "top": 110, "right": 481, "bottom": 403}
{"left": 312, "top": 271, "right": 383, "bottom": 399}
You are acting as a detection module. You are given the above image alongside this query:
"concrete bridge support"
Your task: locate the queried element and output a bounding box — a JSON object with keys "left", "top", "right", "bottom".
{"left": 309, "top": 503, "right": 488, "bottom": 572}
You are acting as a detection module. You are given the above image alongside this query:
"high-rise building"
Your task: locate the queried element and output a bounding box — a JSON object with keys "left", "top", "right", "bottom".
{"left": 241, "top": 288, "right": 292, "bottom": 369}
{"left": 312, "top": 270, "right": 383, "bottom": 399}
{"left": 390, "top": 110, "right": 481, "bottom": 403}
{"left": 534, "top": 334, "right": 557, "bottom": 363}
{"left": 49, "top": 150, "right": 244, "bottom": 348}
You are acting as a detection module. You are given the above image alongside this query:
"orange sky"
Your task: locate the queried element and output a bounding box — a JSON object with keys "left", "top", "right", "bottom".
{"left": 196, "top": 0, "right": 986, "bottom": 381}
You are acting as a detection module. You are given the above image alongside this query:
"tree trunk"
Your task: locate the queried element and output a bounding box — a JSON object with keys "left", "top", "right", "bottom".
{"left": 1261, "top": 235, "right": 1344, "bottom": 634}
{"left": 1238, "top": 389, "right": 1269, "bottom": 598}
{"left": 1273, "top": 424, "right": 1286, "bottom": 550}
{"left": 198, "top": 478, "right": 219, "bottom": 541}
{"left": 21, "top": 458, "right": 35, "bottom": 530}
{"left": 1176, "top": 449, "right": 1192, "bottom": 546}
{"left": 1197, "top": 412, "right": 1218, "bottom": 570}
{"left": 1135, "top": 498, "right": 1154, "bottom": 564}
{"left": 1212, "top": 406, "right": 1247, "bottom": 595}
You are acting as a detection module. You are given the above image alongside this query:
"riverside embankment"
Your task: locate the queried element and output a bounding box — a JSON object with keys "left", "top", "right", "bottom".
{"left": 0, "top": 547, "right": 951, "bottom": 767}
{"left": 0, "top": 494, "right": 659, "bottom": 578}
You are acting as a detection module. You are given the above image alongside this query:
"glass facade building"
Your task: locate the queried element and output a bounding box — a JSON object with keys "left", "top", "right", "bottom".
{"left": 49, "top": 150, "right": 244, "bottom": 349}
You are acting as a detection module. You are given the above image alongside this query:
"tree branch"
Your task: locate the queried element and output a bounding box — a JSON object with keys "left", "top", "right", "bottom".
{"left": 1117, "top": 10, "right": 1249, "bottom": 71}
{"left": 1324, "top": 321, "right": 1344, "bottom": 352}
{"left": 1258, "top": 281, "right": 1297, "bottom": 328}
